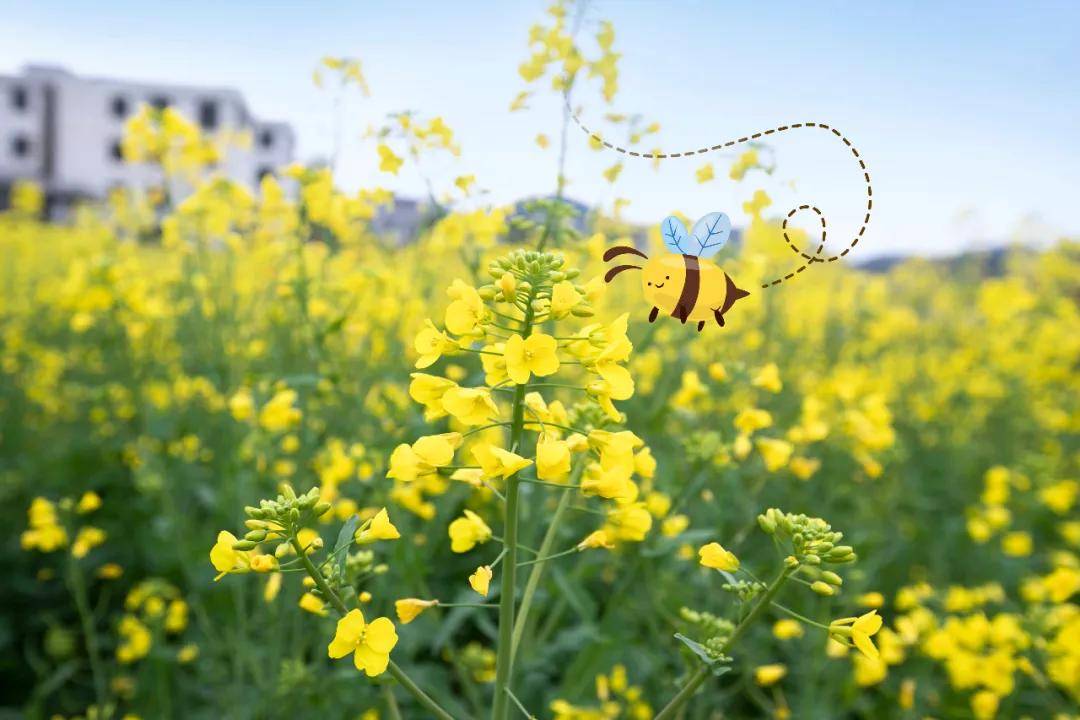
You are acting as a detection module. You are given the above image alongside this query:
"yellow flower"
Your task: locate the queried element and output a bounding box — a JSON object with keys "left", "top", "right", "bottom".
{"left": 300, "top": 592, "right": 327, "bottom": 616}
{"left": 535, "top": 133, "right": 550, "bottom": 148}
{"left": 699, "top": 542, "right": 739, "bottom": 572}
{"left": 258, "top": 389, "right": 302, "bottom": 432}
{"left": 454, "top": 174, "right": 476, "bottom": 194}
{"left": 209, "top": 530, "right": 250, "bottom": 580}
{"left": 549, "top": 281, "right": 581, "bottom": 318}
{"left": 1039, "top": 480, "right": 1078, "bottom": 514}
{"left": 72, "top": 526, "right": 106, "bottom": 559}
{"left": 1001, "top": 531, "right": 1033, "bottom": 557}
{"left": 695, "top": 163, "right": 715, "bottom": 183}
{"left": 602, "top": 162, "right": 623, "bottom": 183}
{"left": 97, "top": 563, "right": 124, "bottom": 580}
{"left": 577, "top": 530, "right": 614, "bottom": 550}
{"left": 789, "top": 456, "right": 821, "bottom": 480}
{"left": 830, "top": 610, "right": 884, "bottom": 660}
{"left": 773, "top": 619, "right": 804, "bottom": 640}
{"left": 754, "top": 663, "right": 787, "bottom": 687}
{"left": 177, "top": 643, "right": 199, "bottom": 664}
{"left": 469, "top": 565, "right": 493, "bottom": 596}
{"left": 480, "top": 342, "right": 508, "bottom": 385}
{"left": 449, "top": 509, "right": 493, "bottom": 553}
{"left": 445, "top": 281, "right": 487, "bottom": 335}
{"left": 581, "top": 463, "right": 636, "bottom": 501}
{"left": 377, "top": 144, "right": 403, "bottom": 175}
{"left": 751, "top": 363, "right": 782, "bottom": 393}
{"left": 414, "top": 320, "right": 457, "bottom": 369}
{"left": 355, "top": 508, "right": 400, "bottom": 544}
{"left": 328, "top": 609, "right": 398, "bottom": 677}
{"left": 734, "top": 408, "right": 773, "bottom": 434}
{"left": 472, "top": 443, "right": 533, "bottom": 480}
{"left": 442, "top": 387, "right": 499, "bottom": 426}
{"left": 409, "top": 373, "right": 457, "bottom": 420}
{"left": 76, "top": 491, "right": 102, "bottom": 514}
{"left": 249, "top": 554, "right": 278, "bottom": 572}
{"left": 116, "top": 615, "right": 152, "bottom": 663}
{"left": 264, "top": 573, "right": 282, "bottom": 603}
{"left": 536, "top": 436, "right": 571, "bottom": 482}
{"left": 605, "top": 504, "right": 652, "bottom": 542}
{"left": 395, "top": 598, "right": 438, "bottom": 624}
{"left": 387, "top": 433, "right": 460, "bottom": 482}
{"left": 857, "top": 592, "right": 885, "bottom": 608}
{"left": 756, "top": 438, "right": 794, "bottom": 472}
{"left": 503, "top": 332, "right": 560, "bottom": 385}
{"left": 661, "top": 514, "right": 689, "bottom": 537}
{"left": 971, "top": 690, "right": 1000, "bottom": 720}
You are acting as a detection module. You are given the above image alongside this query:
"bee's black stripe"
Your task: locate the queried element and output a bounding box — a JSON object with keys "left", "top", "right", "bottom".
{"left": 672, "top": 254, "right": 700, "bottom": 318}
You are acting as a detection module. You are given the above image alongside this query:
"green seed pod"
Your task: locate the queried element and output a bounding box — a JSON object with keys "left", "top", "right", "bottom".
{"left": 571, "top": 305, "right": 595, "bottom": 317}
{"left": 803, "top": 553, "right": 821, "bottom": 565}
{"left": 244, "top": 529, "right": 268, "bottom": 542}
{"left": 313, "top": 502, "right": 332, "bottom": 517}
{"left": 827, "top": 546, "right": 854, "bottom": 560}
{"left": 821, "top": 571, "right": 843, "bottom": 586}
{"left": 233, "top": 540, "right": 257, "bottom": 551}
{"left": 811, "top": 581, "right": 836, "bottom": 597}
{"left": 478, "top": 286, "right": 497, "bottom": 300}
{"left": 564, "top": 268, "right": 581, "bottom": 279}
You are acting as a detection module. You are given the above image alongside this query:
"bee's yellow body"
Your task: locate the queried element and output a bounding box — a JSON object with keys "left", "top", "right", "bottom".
{"left": 604, "top": 243, "right": 749, "bottom": 330}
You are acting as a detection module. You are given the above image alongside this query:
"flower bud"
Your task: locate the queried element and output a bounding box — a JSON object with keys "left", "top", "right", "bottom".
{"left": 803, "top": 554, "right": 821, "bottom": 565}
{"left": 233, "top": 540, "right": 257, "bottom": 551}
{"left": 498, "top": 273, "right": 517, "bottom": 300}
{"left": 244, "top": 529, "right": 268, "bottom": 543}
{"left": 571, "top": 305, "right": 594, "bottom": 317}
{"left": 821, "top": 571, "right": 843, "bottom": 586}
{"left": 783, "top": 555, "right": 799, "bottom": 569}
{"left": 313, "top": 502, "right": 332, "bottom": 517}
{"left": 757, "top": 513, "right": 777, "bottom": 534}
{"left": 811, "top": 581, "right": 836, "bottom": 597}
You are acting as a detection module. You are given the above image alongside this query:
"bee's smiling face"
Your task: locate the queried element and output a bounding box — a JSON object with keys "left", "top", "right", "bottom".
{"left": 641, "top": 257, "right": 679, "bottom": 308}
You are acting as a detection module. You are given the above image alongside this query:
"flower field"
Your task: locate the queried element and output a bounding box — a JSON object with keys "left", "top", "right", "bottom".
{"left": 1, "top": 4, "right": 1078, "bottom": 719}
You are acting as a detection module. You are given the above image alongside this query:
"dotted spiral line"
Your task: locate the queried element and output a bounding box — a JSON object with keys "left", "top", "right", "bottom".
{"left": 567, "top": 108, "right": 872, "bottom": 289}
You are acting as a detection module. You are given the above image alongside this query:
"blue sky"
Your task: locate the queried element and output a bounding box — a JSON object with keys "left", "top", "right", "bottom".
{"left": 2, "top": 0, "right": 1078, "bottom": 258}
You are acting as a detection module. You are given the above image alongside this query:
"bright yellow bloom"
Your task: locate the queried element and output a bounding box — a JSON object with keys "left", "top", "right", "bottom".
{"left": 469, "top": 565, "right": 493, "bottom": 596}
{"left": 699, "top": 542, "right": 739, "bottom": 572}
{"left": 445, "top": 280, "right": 487, "bottom": 335}
{"left": 536, "top": 436, "right": 572, "bottom": 482}
{"left": 971, "top": 690, "right": 1000, "bottom": 720}
{"left": 377, "top": 144, "right": 404, "bottom": 175}
{"left": 76, "top": 491, "right": 102, "bottom": 514}
{"left": 449, "top": 509, "right": 493, "bottom": 553}
{"left": 97, "top": 563, "right": 123, "bottom": 580}
{"left": 773, "top": 619, "right": 804, "bottom": 640}
{"left": 1001, "top": 531, "right": 1033, "bottom": 557}
{"left": 209, "top": 531, "right": 250, "bottom": 580}
{"left": 577, "top": 530, "right": 614, "bottom": 550}
{"left": 751, "top": 363, "right": 782, "bottom": 393}
{"left": 754, "top": 663, "right": 787, "bottom": 686}
{"left": 259, "top": 389, "right": 302, "bottom": 432}
{"left": 830, "top": 610, "right": 884, "bottom": 660}
{"left": 117, "top": 615, "right": 152, "bottom": 663}
{"left": 414, "top": 320, "right": 457, "bottom": 369}
{"left": 299, "top": 593, "right": 327, "bottom": 615}
{"left": 734, "top": 408, "right": 773, "bottom": 434}
{"left": 472, "top": 443, "right": 533, "bottom": 480}
{"left": 395, "top": 598, "right": 438, "bottom": 624}
{"left": 857, "top": 592, "right": 885, "bottom": 608}
{"left": 581, "top": 463, "right": 636, "bottom": 501}
{"left": 355, "top": 508, "right": 400, "bottom": 544}
{"left": 328, "top": 609, "right": 398, "bottom": 677}
{"left": 409, "top": 373, "right": 457, "bottom": 420}
{"left": 71, "top": 526, "right": 106, "bottom": 558}
{"left": 661, "top": 514, "right": 689, "bottom": 537}
{"left": 249, "top": 554, "right": 278, "bottom": 573}
{"left": 536, "top": 133, "right": 550, "bottom": 149}
{"left": 605, "top": 504, "right": 652, "bottom": 542}
{"left": 503, "top": 333, "right": 560, "bottom": 385}
{"left": 387, "top": 433, "right": 460, "bottom": 481}
{"left": 695, "top": 163, "right": 715, "bottom": 183}
{"left": 550, "top": 281, "right": 581, "bottom": 318}
{"left": 441, "top": 386, "right": 499, "bottom": 426}
{"left": 756, "top": 438, "right": 794, "bottom": 472}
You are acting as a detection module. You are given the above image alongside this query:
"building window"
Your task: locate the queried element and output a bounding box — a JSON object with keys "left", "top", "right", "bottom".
{"left": 111, "top": 96, "right": 129, "bottom": 119}
{"left": 12, "top": 135, "right": 31, "bottom": 157}
{"left": 198, "top": 99, "right": 218, "bottom": 130}
{"left": 109, "top": 140, "right": 124, "bottom": 162}
{"left": 257, "top": 166, "right": 274, "bottom": 182}
{"left": 11, "top": 85, "right": 29, "bottom": 111}
{"left": 150, "top": 95, "right": 171, "bottom": 110}
{"left": 259, "top": 129, "right": 274, "bottom": 149}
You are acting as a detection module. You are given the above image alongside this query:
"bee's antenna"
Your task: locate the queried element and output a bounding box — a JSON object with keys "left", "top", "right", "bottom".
{"left": 604, "top": 264, "right": 642, "bottom": 283}
{"left": 603, "top": 245, "right": 649, "bottom": 262}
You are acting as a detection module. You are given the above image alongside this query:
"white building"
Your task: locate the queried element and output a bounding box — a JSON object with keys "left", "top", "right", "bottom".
{"left": 0, "top": 64, "right": 294, "bottom": 212}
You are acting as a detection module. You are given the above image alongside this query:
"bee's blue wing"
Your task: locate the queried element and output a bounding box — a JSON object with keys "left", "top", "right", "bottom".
{"left": 660, "top": 215, "right": 690, "bottom": 255}
{"left": 688, "top": 212, "right": 731, "bottom": 259}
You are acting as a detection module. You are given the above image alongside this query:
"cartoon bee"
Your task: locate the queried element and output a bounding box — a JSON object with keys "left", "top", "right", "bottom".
{"left": 604, "top": 212, "right": 750, "bottom": 331}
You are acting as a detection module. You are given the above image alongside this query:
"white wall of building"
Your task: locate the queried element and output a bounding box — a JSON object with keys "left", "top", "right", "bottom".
{"left": 0, "top": 65, "right": 294, "bottom": 208}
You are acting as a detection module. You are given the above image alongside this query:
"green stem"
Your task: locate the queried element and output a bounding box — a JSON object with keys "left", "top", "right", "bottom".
{"left": 67, "top": 556, "right": 108, "bottom": 716}
{"left": 383, "top": 684, "right": 403, "bottom": 720}
{"left": 653, "top": 566, "right": 794, "bottom": 720}
{"left": 516, "top": 546, "right": 577, "bottom": 567}
{"left": 492, "top": 300, "right": 535, "bottom": 720}
{"left": 510, "top": 470, "right": 575, "bottom": 658}
{"left": 290, "top": 539, "right": 454, "bottom": 720}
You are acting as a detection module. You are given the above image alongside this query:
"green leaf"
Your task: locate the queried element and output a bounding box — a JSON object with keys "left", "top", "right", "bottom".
{"left": 333, "top": 515, "right": 359, "bottom": 578}
{"left": 674, "top": 633, "right": 732, "bottom": 676}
